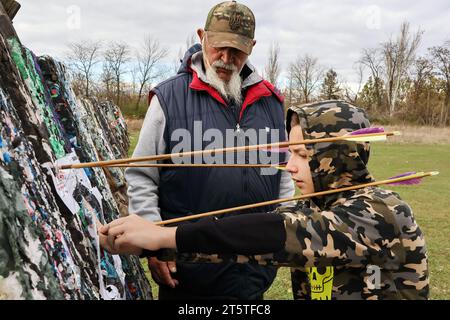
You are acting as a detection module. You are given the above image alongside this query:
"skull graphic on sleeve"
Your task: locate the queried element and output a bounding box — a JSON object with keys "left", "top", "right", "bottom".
{"left": 308, "top": 266, "right": 334, "bottom": 300}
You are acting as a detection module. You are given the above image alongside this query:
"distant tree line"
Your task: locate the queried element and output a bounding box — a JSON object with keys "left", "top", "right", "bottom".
{"left": 66, "top": 23, "right": 449, "bottom": 125}
{"left": 65, "top": 35, "right": 168, "bottom": 117}
{"left": 277, "top": 22, "right": 449, "bottom": 126}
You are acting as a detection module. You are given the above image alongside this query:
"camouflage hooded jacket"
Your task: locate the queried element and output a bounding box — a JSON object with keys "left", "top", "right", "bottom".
{"left": 167, "top": 100, "right": 429, "bottom": 300}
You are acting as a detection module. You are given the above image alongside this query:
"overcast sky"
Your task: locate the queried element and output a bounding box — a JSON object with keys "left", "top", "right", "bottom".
{"left": 13, "top": 0, "right": 450, "bottom": 87}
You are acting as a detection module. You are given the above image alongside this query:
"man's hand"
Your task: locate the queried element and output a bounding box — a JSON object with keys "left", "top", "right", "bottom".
{"left": 148, "top": 257, "right": 179, "bottom": 288}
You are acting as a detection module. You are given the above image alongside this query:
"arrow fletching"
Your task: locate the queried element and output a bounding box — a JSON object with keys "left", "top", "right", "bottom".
{"left": 350, "top": 127, "right": 386, "bottom": 135}
{"left": 387, "top": 171, "right": 439, "bottom": 186}
{"left": 273, "top": 161, "right": 288, "bottom": 171}
{"left": 344, "top": 127, "right": 389, "bottom": 142}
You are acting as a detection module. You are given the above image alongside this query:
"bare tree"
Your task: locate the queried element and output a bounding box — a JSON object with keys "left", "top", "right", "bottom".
{"left": 429, "top": 40, "right": 450, "bottom": 125}
{"left": 100, "top": 60, "right": 114, "bottom": 100}
{"left": 104, "top": 41, "right": 130, "bottom": 106}
{"left": 360, "top": 48, "right": 384, "bottom": 112}
{"left": 284, "top": 66, "right": 302, "bottom": 109}
{"left": 408, "top": 57, "right": 434, "bottom": 124}
{"left": 382, "top": 22, "right": 423, "bottom": 117}
{"left": 135, "top": 36, "right": 168, "bottom": 110}
{"left": 289, "top": 54, "right": 323, "bottom": 103}
{"left": 411, "top": 57, "right": 433, "bottom": 104}
{"left": 130, "top": 65, "right": 138, "bottom": 95}
{"left": 66, "top": 40, "right": 101, "bottom": 97}
{"left": 343, "top": 63, "right": 365, "bottom": 103}
{"left": 264, "top": 42, "right": 281, "bottom": 86}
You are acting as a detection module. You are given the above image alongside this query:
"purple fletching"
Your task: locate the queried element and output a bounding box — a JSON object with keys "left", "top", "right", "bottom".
{"left": 349, "top": 127, "right": 385, "bottom": 136}
{"left": 387, "top": 172, "right": 422, "bottom": 186}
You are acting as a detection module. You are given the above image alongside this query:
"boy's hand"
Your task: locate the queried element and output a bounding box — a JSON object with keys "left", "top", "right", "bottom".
{"left": 98, "top": 214, "right": 177, "bottom": 255}
{"left": 97, "top": 216, "right": 143, "bottom": 256}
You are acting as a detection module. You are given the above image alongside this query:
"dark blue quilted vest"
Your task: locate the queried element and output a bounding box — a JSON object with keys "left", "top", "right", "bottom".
{"left": 150, "top": 44, "right": 286, "bottom": 299}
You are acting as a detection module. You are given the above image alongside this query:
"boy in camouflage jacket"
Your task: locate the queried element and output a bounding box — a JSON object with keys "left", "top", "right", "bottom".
{"left": 100, "top": 100, "right": 429, "bottom": 300}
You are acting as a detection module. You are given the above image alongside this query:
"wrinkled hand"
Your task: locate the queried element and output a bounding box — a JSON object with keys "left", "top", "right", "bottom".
{"left": 148, "top": 257, "right": 179, "bottom": 288}
{"left": 98, "top": 214, "right": 177, "bottom": 256}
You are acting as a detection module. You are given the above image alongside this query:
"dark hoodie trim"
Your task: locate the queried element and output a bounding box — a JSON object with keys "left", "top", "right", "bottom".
{"left": 178, "top": 43, "right": 203, "bottom": 74}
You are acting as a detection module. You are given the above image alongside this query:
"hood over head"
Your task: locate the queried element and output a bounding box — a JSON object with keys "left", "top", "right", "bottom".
{"left": 286, "top": 100, "right": 375, "bottom": 209}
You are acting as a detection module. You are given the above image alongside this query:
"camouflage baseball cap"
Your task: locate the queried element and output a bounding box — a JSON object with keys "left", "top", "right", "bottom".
{"left": 204, "top": 1, "right": 255, "bottom": 55}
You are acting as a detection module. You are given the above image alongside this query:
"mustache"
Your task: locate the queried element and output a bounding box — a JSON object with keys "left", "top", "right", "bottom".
{"left": 211, "top": 60, "right": 238, "bottom": 72}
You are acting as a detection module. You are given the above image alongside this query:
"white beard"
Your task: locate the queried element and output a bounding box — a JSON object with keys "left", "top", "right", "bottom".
{"left": 202, "top": 46, "right": 244, "bottom": 105}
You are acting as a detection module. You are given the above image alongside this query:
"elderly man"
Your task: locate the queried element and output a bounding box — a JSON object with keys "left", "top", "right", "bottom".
{"left": 126, "top": 1, "right": 294, "bottom": 300}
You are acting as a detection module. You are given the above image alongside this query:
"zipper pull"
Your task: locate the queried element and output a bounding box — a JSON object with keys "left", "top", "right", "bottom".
{"left": 236, "top": 123, "right": 241, "bottom": 133}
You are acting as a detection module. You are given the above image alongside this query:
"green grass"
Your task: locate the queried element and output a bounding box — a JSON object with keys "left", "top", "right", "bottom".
{"left": 128, "top": 133, "right": 450, "bottom": 299}
{"left": 367, "top": 143, "right": 450, "bottom": 300}
{"left": 266, "top": 143, "right": 450, "bottom": 300}
{"left": 120, "top": 101, "right": 149, "bottom": 119}
{"left": 128, "top": 133, "right": 139, "bottom": 157}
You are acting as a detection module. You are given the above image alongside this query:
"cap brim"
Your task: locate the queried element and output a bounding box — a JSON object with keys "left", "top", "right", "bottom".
{"left": 206, "top": 31, "right": 253, "bottom": 55}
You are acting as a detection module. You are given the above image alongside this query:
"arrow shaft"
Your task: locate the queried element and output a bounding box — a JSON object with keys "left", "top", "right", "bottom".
{"left": 107, "top": 163, "right": 278, "bottom": 168}
{"left": 61, "top": 132, "right": 397, "bottom": 170}
{"left": 156, "top": 172, "right": 433, "bottom": 226}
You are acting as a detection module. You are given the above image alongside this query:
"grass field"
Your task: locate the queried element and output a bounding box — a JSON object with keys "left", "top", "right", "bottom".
{"left": 128, "top": 129, "right": 450, "bottom": 300}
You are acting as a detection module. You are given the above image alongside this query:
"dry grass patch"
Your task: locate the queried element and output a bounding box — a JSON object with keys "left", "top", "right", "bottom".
{"left": 126, "top": 118, "right": 144, "bottom": 133}
{"left": 127, "top": 119, "right": 450, "bottom": 145}
{"left": 380, "top": 124, "right": 450, "bottom": 144}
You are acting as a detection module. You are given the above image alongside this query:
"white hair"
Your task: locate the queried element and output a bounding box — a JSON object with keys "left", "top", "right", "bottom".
{"left": 202, "top": 37, "right": 243, "bottom": 105}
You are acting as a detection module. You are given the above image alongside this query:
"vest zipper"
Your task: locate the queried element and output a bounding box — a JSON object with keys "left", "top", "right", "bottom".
{"left": 227, "top": 103, "right": 248, "bottom": 198}
{"left": 236, "top": 108, "right": 248, "bottom": 197}
{"left": 236, "top": 106, "right": 250, "bottom": 194}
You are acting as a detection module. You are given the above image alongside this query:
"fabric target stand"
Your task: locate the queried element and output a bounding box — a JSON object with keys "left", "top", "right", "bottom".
{"left": 0, "top": 3, "right": 153, "bottom": 300}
